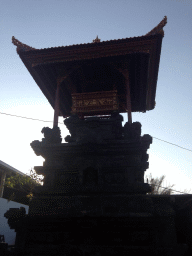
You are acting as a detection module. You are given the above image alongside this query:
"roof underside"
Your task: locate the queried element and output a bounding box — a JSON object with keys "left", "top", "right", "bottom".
{"left": 12, "top": 17, "right": 167, "bottom": 117}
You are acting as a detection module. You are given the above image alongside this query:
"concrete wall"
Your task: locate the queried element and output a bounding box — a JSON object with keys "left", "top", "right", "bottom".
{"left": 0, "top": 198, "right": 29, "bottom": 245}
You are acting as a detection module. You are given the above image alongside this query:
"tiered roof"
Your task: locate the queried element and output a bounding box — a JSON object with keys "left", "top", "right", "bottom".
{"left": 12, "top": 16, "right": 167, "bottom": 117}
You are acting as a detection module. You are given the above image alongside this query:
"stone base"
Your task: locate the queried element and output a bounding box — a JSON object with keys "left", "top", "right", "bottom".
{"left": 29, "top": 194, "right": 154, "bottom": 217}
{"left": 6, "top": 195, "right": 188, "bottom": 256}
{"left": 5, "top": 117, "right": 188, "bottom": 255}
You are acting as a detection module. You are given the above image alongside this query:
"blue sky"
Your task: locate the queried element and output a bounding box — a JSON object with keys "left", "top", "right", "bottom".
{"left": 0, "top": 0, "right": 192, "bottom": 193}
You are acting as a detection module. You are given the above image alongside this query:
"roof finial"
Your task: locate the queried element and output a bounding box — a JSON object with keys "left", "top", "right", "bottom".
{"left": 145, "top": 16, "right": 167, "bottom": 36}
{"left": 92, "top": 35, "right": 101, "bottom": 43}
{"left": 12, "top": 36, "right": 36, "bottom": 52}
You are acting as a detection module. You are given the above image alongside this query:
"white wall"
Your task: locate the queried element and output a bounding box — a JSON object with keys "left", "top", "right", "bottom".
{"left": 0, "top": 198, "right": 29, "bottom": 245}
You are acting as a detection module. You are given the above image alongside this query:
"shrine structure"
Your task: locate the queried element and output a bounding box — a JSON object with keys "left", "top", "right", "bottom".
{"left": 4, "top": 16, "right": 192, "bottom": 255}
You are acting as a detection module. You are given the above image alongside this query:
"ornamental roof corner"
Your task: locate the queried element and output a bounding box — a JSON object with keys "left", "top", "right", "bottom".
{"left": 11, "top": 17, "right": 167, "bottom": 116}
{"left": 12, "top": 36, "right": 36, "bottom": 53}
{"left": 145, "top": 16, "right": 167, "bottom": 36}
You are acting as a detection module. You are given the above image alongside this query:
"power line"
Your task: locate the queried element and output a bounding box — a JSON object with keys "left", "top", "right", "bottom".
{"left": 1, "top": 111, "right": 191, "bottom": 194}
{"left": 0, "top": 111, "right": 192, "bottom": 152}
{"left": 153, "top": 137, "right": 192, "bottom": 153}
{"left": 0, "top": 111, "right": 63, "bottom": 124}
{"left": 148, "top": 183, "right": 191, "bottom": 195}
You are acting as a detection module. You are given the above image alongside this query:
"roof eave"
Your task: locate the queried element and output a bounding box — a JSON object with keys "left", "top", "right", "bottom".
{"left": 145, "top": 33, "right": 164, "bottom": 111}
{"left": 0, "top": 160, "right": 25, "bottom": 176}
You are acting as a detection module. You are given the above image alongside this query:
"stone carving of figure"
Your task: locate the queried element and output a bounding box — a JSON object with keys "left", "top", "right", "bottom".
{"left": 123, "top": 121, "right": 141, "bottom": 140}
{"left": 110, "top": 112, "right": 123, "bottom": 139}
{"left": 41, "top": 126, "right": 62, "bottom": 144}
{"left": 64, "top": 115, "right": 103, "bottom": 144}
{"left": 64, "top": 114, "right": 82, "bottom": 143}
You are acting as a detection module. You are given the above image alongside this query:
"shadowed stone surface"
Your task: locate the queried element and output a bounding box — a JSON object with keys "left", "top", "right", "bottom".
{"left": 4, "top": 115, "right": 189, "bottom": 256}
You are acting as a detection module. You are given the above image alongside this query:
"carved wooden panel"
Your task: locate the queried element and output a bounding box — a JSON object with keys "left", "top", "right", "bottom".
{"left": 71, "top": 90, "right": 118, "bottom": 114}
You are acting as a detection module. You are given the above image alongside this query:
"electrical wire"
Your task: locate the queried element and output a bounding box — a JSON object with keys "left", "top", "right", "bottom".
{"left": 0, "top": 112, "right": 192, "bottom": 152}
{"left": 0, "top": 111, "right": 191, "bottom": 194}
{"left": 153, "top": 137, "right": 192, "bottom": 153}
{"left": 0, "top": 111, "right": 192, "bottom": 152}
{"left": 0, "top": 111, "right": 63, "bottom": 124}
{"left": 148, "top": 183, "right": 191, "bottom": 194}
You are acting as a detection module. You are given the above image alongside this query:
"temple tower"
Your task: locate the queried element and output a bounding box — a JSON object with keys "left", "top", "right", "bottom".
{"left": 5, "top": 17, "right": 187, "bottom": 256}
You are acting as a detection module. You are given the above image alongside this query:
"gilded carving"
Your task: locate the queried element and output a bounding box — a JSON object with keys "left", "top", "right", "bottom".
{"left": 71, "top": 90, "right": 118, "bottom": 114}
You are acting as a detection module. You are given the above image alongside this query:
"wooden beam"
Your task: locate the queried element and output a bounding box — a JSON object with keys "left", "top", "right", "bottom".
{"left": 125, "top": 73, "right": 132, "bottom": 124}
{"left": 53, "top": 78, "right": 62, "bottom": 127}
{"left": 0, "top": 170, "right": 6, "bottom": 198}
{"left": 117, "top": 67, "right": 132, "bottom": 124}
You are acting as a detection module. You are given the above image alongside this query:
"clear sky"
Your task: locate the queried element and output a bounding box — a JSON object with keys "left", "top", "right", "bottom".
{"left": 0, "top": 0, "right": 192, "bottom": 194}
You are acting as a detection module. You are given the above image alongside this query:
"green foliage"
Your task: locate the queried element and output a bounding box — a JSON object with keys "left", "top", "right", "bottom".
{"left": 5, "top": 169, "right": 43, "bottom": 202}
{"left": 6, "top": 174, "right": 35, "bottom": 191}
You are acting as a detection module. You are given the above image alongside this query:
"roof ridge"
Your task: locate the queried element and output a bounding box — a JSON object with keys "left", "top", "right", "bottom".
{"left": 12, "top": 17, "right": 167, "bottom": 52}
